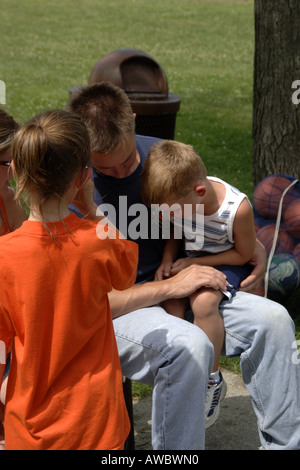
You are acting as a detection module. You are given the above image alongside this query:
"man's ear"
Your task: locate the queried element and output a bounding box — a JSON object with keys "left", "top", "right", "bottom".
{"left": 194, "top": 184, "right": 206, "bottom": 197}
{"left": 75, "top": 167, "right": 92, "bottom": 189}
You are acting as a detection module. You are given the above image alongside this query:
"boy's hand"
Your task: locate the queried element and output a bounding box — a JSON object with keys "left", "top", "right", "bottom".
{"left": 155, "top": 260, "right": 173, "bottom": 281}
{"left": 239, "top": 239, "right": 266, "bottom": 293}
{"left": 170, "top": 257, "right": 192, "bottom": 275}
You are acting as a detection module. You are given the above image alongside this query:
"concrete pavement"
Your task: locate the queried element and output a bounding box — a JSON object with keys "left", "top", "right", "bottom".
{"left": 132, "top": 368, "right": 260, "bottom": 451}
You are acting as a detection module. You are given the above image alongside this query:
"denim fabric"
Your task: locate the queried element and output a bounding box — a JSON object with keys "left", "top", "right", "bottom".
{"left": 113, "top": 292, "right": 300, "bottom": 450}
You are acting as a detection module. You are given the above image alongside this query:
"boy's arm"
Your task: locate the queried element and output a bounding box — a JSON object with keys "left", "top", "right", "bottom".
{"left": 231, "top": 198, "right": 257, "bottom": 263}
{"left": 156, "top": 236, "right": 181, "bottom": 280}
{"left": 172, "top": 199, "right": 256, "bottom": 271}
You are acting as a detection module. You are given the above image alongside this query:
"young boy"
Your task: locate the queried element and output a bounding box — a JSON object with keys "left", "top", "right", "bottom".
{"left": 140, "top": 140, "right": 256, "bottom": 428}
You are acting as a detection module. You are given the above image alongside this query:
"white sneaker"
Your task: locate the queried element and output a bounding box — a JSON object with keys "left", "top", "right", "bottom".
{"left": 205, "top": 371, "right": 227, "bottom": 429}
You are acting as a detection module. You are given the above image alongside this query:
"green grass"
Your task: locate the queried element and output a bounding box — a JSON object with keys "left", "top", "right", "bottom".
{"left": 0, "top": 0, "right": 254, "bottom": 195}
{"left": 1, "top": 0, "right": 298, "bottom": 395}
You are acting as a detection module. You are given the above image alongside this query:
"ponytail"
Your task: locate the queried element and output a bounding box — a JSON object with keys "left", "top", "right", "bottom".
{"left": 12, "top": 110, "right": 91, "bottom": 230}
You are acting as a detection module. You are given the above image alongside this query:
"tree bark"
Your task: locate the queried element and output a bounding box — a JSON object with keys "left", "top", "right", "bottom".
{"left": 253, "top": 0, "right": 300, "bottom": 185}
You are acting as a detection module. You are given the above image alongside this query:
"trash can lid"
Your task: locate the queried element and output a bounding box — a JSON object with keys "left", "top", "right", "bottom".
{"left": 89, "top": 48, "right": 169, "bottom": 100}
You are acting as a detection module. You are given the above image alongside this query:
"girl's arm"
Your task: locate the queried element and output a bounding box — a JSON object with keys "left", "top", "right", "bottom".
{"left": 171, "top": 199, "right": 257, "bottom": 273}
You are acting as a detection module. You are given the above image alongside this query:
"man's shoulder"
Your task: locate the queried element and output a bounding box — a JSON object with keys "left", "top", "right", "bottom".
{"left": 136, "top": 134, "right": 161, "bottom": 161}
{"left": 136, "top": 134, "right": 161, "bottom": 145}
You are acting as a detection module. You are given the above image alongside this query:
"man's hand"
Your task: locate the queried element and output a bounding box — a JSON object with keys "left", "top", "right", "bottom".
{"left": 109, "top": 264, "right": 228, "bottom": 318}
{"left": 165, "top": 264, "right": 228, "bottom": 299}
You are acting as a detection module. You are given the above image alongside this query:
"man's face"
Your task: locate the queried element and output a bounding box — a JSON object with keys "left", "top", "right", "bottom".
{"left": 91, "top": 135, "right": 139, "bottom": 178}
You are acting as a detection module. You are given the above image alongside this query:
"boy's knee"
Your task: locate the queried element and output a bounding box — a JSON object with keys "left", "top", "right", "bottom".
{"left": 191, "top": 289, "right": 221, "bottom": 319}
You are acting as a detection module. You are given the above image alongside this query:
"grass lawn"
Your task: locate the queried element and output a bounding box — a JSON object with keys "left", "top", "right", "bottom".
{"left": 0, "top": 0, "right": 298, "bottom": 392}
{"left": 1, "top": 0, "right": 254, "bottom": 195}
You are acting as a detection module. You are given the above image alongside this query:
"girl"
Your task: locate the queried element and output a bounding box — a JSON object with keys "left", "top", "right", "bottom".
{"left": 0, "top": 109, "right": 27, "bottom": 449}
{"left": 0, "top": 110, "right": 138, "bottom": 450}
{"left": 0, "top": 109, "right": 27, "bottom": 235}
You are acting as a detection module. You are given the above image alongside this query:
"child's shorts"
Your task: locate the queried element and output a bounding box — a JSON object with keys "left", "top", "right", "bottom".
{"left": 216, "top": 264, "right": 253, "bottom": 299}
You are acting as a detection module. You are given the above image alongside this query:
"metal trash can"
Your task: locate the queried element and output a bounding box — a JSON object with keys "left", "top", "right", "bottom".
{"left": 88, "top": 48, "right": 181, "bottom": 140}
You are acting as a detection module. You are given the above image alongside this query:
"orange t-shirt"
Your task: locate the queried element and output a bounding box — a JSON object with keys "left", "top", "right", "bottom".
{"left": 0, "top": 213, "right": 138, "bottom": 450}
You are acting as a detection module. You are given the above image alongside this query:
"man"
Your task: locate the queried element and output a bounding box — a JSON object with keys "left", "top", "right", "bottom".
{"left": 68, "top": 82, "right": 300, "bottom": 450}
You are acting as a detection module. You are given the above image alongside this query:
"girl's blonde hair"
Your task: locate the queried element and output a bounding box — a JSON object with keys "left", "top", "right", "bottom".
{"left": 141, "top": 140, "right": 207, "bottom": 206}
{"left": 0, "top": 108, "right": 19, "bottom": 154}
{"left": 12, "top": 109, "right": 91, "bottom": 220}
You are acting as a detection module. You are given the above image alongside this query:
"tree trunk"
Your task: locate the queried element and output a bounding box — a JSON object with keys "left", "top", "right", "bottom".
{"left": 253, "top": 0, "right": 300, "bottom": 185}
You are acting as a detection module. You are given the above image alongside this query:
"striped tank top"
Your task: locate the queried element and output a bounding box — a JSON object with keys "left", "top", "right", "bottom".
{"left": 184, "top": 176, "right": 249, "bottom": 257}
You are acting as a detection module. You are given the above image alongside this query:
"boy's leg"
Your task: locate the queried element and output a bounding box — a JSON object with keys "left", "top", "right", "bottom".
{"left": 190, "top": 288, "right": 227, "bottom": 429}
{"left": 161, "top": 297, "right": 189, "bottom": 319}
{"left": 220, "top": 291, "right": 300, "bottom": 450}
{"left": 190, "top": 288, "right": 224, "bottom": 372}
{"left": 113, "top": 305, "right": 214, "bottom": 450}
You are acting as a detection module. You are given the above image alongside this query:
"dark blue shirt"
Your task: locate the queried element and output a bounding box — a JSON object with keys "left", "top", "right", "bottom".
{"left": 91, "top": 134, "right": 163, "bottom": 284}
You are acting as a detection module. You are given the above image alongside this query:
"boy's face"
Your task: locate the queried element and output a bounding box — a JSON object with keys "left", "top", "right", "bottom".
{"left": 164, "top": 188, "right": 203, "bottom": 218}
{"left": 91, "top": 135, "right": 139, "bottom": 178}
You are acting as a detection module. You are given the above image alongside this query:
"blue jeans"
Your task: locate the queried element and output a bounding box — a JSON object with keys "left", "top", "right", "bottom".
{"left": 113, "top": 291, "right": 300, "bottom": 450}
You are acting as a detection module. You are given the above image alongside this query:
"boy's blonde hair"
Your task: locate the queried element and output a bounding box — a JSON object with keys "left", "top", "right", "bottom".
{"left": 141, "top": 140, "right": 207, "bottom": 206}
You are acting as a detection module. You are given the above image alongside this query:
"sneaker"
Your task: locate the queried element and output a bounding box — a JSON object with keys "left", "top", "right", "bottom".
{"left": 205, "top": 371, "right": 227, "bottom": 429}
